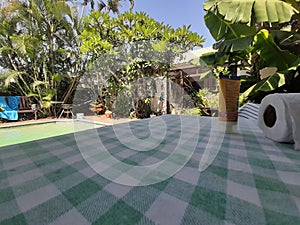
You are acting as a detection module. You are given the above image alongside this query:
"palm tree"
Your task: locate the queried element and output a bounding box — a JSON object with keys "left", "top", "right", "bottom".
{"left": 128, "top": 0, "right": 133, "bottom": 10}
{"left": 0, "top": 0, "right": 8, "bottom": 9}
{"left": 81, "top": 0, "right": 134, "bottom": 18}
{"left": 0, "top": 0, "right": 19, "bottom": 9}
{"left": 0, "top": 0, "right": 86, "bottom": 113}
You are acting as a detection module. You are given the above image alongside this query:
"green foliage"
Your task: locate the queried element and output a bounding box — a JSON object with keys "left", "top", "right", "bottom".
{"left": 80, "top": 10, "right": 204, "bottom": 111}
{"left": 181, "top": 108, "right": 201, "bottom": 116}
{"left": 204, "top": 11, "right": 257, "bottom": 42}
{"left": 81, "top": 0, "right": 133, "bottom": 15}
{"left": 213, "top": 66, "right": 230, "bottom": 77}
{"left": 204, "top": 0, "right": 297, "bottom": 25}
{"left": 0, "top": 0, "right": 86, "bottom": 116}
{"left": 191, "top": 89, "right": 218, "bottom": 116}
{"left": 200, "top": 0, "right": 300, "bottom": 103}
{"left": 240, "top": 72, "right": 286, "bottom": 103}
{"left": 253, "top": 30, "right": 298, "bottom": 71}
{"left": 192, "top": 89, "right": 209, "bottom": 109}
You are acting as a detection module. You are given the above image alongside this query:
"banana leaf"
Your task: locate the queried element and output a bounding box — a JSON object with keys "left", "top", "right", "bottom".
{"left": 204, "top": 0, "right": 298, "bottom": 25}
{"left": 215, "top": 35, "right": 254, "bottom": 52}
{"left": 254, "top": 30, "right": 298, "bottom": 71}
{"left": 239, "top": 72, "right": 286, "bottom": 103}
{"left": 204, "top": 12, "right": 256, "bottom": 41}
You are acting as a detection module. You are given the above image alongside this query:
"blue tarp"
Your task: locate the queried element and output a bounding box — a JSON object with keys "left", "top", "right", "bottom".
{"left": 7, "top": 96, "right": 20, "bottom": 110}
{"left": 0, "top": 96, "right": 18, "bottom": 121}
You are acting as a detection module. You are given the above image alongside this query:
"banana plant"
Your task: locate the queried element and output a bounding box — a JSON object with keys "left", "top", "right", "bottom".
{"left": 197, "top": 0, "right": 300, "bottom": 103}
{"left": 204, "top": 0, "right": 298, "bottom": 25}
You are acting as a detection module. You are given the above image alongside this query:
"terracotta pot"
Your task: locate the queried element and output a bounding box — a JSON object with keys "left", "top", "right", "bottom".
{"left": 105, "top": 110, "right": 112, "bottom": 118}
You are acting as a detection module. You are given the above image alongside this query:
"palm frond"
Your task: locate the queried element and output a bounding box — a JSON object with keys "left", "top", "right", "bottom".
{"left": 98, "top": 0, "right": 106, "bottom": 11}
{"left": 4, "top": 70, "right": 26, "bottom": 87}
{"left": 129, "top": 0, "right": 134, "bottom": 10}
{"left": 107, "top": 0, "right": 122, "bottom": 14}
{"left": 32, "top": 80, "right": 49, "bottom": 91}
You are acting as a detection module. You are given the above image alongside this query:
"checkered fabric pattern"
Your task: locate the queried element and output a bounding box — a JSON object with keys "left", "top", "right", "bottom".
{"left": 1, "top": 115, "right": 300, "bottom": 225}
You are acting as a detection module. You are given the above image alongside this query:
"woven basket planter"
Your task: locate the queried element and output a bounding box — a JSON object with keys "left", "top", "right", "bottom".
{"left": 218, "top": 75, "right": 240, "bottom": 122}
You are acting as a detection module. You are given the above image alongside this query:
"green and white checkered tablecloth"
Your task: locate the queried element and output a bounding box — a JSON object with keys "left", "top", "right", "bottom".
{"left": 0, "top": 115, "right": 300, "bottom": 225}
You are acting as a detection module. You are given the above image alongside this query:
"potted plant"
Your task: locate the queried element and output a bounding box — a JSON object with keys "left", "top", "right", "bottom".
{"left": 90, "top": 95, "right": 106, "bottom": 115}
{"left": 105, "top": 110, "right": 112, "bottom": 118}
{"left": 192, "top": 89, "right": 218, "bottom": 117}
{"left": 90, "top": 102, "right": 105, "bottom": 115}
{"left": 213, "top": 66, "right": 240, "bottom": 121}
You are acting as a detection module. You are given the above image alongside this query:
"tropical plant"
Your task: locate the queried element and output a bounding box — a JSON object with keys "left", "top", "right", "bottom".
{"left": 199, "top": 0, "right": 300, "bottom": 103}
{"left": 213, "top": 66, "right": 230, "bottom": 77}
{"left": 81, "top": 0, "right": 134, "bottom": 17}
{"left": 181, "top": 107, "right": 201, "bottom": 116}
{"left": 0, "top": 0, "right": 87, "bottom": 116}
{"left": 191, "top": 89, "right": 218, "bottom": 116}
{"left": 80, "top": 10, "right": 204, "bottom": 113}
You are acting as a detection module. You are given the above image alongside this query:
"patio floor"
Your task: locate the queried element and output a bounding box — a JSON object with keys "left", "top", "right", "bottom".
{"left": 0, "top": 115, "right": 300, "bottom": 225}
{"left": 0, "top": 114, "right": 135, "bottom": 128}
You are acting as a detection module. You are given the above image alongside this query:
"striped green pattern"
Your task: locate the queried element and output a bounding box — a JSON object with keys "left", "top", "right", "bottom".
{"left": 0, "top": 115, "right": 299, "bottom": 225}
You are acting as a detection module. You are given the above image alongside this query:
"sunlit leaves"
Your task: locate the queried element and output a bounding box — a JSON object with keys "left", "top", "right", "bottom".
{"left": 239, "top": 72, "right": 286, "bottom": 102}
{"left": 81, "top": 11, "right": 204, "bottom": 55}
{"left": 80, "top": 10, "right": 204, "bottom": 104}
{"left": 4, "top": 71, "right": 27, "bottom": 87}
{"left": 204, "top": 0, "right": 298, "bottom": 25}
{"left": 32, "top": 81, "right": 49, "bottom": 91}
{"left": 0, "top": 0, "right": 84, "bottom": 111}
{"left": 204, "top": 11, "right": 257, "bottom": 41}
{"left": 254, "top": 29, "right": 298, "bottom": 71}
{"left": 203, "top": 0, "right": 300, "bottom": 102}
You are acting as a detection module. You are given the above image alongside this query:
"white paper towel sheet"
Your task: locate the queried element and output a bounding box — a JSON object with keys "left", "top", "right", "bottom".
{"left": 258, "top": 93, "right": 300, "bottom": 150}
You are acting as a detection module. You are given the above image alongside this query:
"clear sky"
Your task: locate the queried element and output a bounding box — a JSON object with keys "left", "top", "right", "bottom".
{"left": 122, "top": 0, "right": 215, "bottom": 47}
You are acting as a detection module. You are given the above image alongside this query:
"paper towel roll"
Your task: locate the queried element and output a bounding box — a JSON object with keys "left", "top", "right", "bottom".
{"left": 281, "top": 94, "right": 300, "bottom": 151}
{"left": 258, "top": 93, "right": 300, "bottom": 150}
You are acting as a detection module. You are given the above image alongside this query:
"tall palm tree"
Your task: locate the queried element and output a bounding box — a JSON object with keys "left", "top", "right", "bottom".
{"left": 1, "top": 0, "right": 85, "bottom": 111}
{"left": 128, "top": 0, "right": 133, "bottom": 10}
{"left": 0, "top": 0, "right": 18, "bottom": 9}
{"left": 81, "top": 0, "right": 134, "bottom": 18}
{"left": 0, "top": 0, "right": 7, "bottom": 9}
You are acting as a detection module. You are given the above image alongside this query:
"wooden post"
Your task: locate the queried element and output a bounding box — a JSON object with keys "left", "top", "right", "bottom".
{"left": 163, "top": 77, "right": 168, "bottom": 114}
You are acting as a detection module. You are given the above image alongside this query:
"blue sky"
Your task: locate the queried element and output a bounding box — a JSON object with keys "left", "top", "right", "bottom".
{"left": 124, "top": 0, "right": 215, "bottom": 47}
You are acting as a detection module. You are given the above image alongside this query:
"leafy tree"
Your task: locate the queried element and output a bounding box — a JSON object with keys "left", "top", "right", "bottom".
{"left": 0, "top": 0, "right": 203, "bottom": 118}
{"left": 0, "top": 0, "right": 86, "bottom": 116}
{"left": 199, "top": 0, "right": 300, "bottom": 103}
{"left": 79, "top": 10, "right": 204, "bottom": 113}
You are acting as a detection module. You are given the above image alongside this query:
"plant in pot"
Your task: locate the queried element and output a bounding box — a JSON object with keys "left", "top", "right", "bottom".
{"left": 105, "top": 109, "right": 112, "bottom": 118}
{"left": 197, "top": 0, "right": 300, "bottom": 106}
{"left": 90, "top": 101, "right": 105, "bottom": 115}
{"left": 192, "top": 89, "right": 218, "bottom": 117}
{"left": 213, "top": 66, "right": 240, "bottom": 121}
